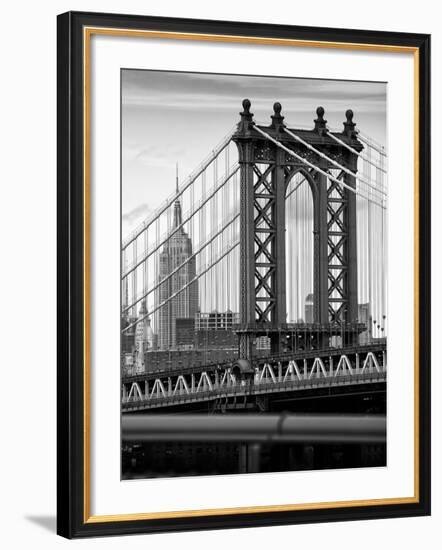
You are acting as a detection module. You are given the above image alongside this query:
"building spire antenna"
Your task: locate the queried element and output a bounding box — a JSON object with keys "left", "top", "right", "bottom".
{"left": 173, "top": 162, "right": 182, "bottom": 228}
{"left": 176, "top": 162, "right": 179, "bottom": 195}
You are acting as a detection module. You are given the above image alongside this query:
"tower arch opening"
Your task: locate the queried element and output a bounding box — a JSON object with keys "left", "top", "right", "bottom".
{"left": 285, "top": 169, "right": 315, "bottom": 325}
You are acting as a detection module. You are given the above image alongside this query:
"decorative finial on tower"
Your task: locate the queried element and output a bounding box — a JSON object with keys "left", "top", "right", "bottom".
{"left": 270, "top": 102, "right": 285, "bottom": 131}
{"left": 314, "top": 106, "right": 327, "bottom": 135}
{"left": 237, "top": 98, "right": 254, "bottom": 134}
{"left": 343, "top": 109, "right": 357, "bottom": 137}
{"left": 241, "top": 98, "right": 251, "bottom": 115}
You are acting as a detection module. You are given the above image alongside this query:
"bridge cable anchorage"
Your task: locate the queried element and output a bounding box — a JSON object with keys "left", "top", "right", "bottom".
{"left": 122, "top": 240, "right": 240, "bottom": 333}
{"left": 122, "top": 164, "right": 240, "bottom": 279}
{"left": 252, "top": 124, "right": 386, "bottom": 210}
{"left": 122, "top": 126, "right": 236, "bottom": 250}
{"left": 282, "top": 127, "right": 387, "bottom": 197}
{"left": 122, "top": 212, "right": 240, "bottom": 314}
{"left": 324, "top": 127, "right": 387, "bottom": 173}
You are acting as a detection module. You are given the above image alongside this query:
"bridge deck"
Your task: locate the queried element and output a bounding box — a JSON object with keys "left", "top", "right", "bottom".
{"left": 122, "top": 342, "right": 386, "bottom": 383}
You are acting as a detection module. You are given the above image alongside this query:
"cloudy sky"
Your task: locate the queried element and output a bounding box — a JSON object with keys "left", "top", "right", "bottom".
{"left": 121, "top": 69, "right": 386, "bottom": 236}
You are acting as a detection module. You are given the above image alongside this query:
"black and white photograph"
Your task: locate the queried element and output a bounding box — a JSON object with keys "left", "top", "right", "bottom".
{"left": 0, "top": 0, "right": 435, "bottom": 544}
{"left": 120, "top": 70, "right": 388, "bottom": 480}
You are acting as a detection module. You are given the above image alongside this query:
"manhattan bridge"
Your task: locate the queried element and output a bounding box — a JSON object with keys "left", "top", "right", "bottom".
{"left": 120, "top": 99, "right": 387, "bottom": 418}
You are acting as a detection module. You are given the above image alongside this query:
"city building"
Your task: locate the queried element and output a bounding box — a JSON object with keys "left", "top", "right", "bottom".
{"left": 155, "top": 167, "right": 199, "bottom": 349}
{"left": 122, "top": 256, "right": 129, "bottom": 312}
{"left": 256, "top": 336, "right": 271, "bottom": 350}
{"left": 304, "top": 293, "right": 314, "bottom": 323}
{"left": 358, "top": 302, "right": 371, "bottom": 344}
{"left": 194, "top": 329, "right": 237, "bottom": 350}
{"left": 176, "top": 317, "right": 195, "bottom": 349}
{"left": 195, "top": 310, "right": 239, "bottom": 331}
{"left": 142, "top": 348, "right": 239, "bottom": 372}
{"left": 121, "top": 315, "right": 137, "bottom": 354}
{"left": 134, "top": 300, "right": 155, "bottom": 373}
{"left": 194, "top": 310, "right": 239, "bottom": 350}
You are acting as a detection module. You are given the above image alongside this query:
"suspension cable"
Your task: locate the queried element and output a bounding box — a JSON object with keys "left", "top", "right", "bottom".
{"left": 123, "top": 164, "right": 240, "bottom": 279}
{"left": 285, "top": 178, "right": 304, "bottom": 201}
{"left": 123, "top": 213, "right": 240, "bottom": 313}
{"left": 358, "top": 132, "right": 387, "bottom": 157}
{"left": 122, "top": 128, "right": 235, "bottom": 249}
{"left": 252, "top": 125, "right": 385, "bottom": 210}
{"left": 283, "top": 127, "right": 386, "bottom": 197}
{"left": 325, "top": 128, "right": 387, "bottom": 173}
{"left": 122, "top": 240, "right": 240, "bottom": 333}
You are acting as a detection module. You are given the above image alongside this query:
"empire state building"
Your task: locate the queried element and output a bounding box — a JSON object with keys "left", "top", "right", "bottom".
{"left": 155, "top": 167, "right": 199, "bottom": 349}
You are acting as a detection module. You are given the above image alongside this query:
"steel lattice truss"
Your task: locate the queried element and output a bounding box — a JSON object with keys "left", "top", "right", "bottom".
{"left": 253, "top": 163, "right": 277, "bottom": 323}
{"left": 327, "top": 169, "right": 349, "bottom": 323}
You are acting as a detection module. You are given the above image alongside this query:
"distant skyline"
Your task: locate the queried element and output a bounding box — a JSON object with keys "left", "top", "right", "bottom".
{"left": 122, "top": 69, "right": 386, "bottom": 236}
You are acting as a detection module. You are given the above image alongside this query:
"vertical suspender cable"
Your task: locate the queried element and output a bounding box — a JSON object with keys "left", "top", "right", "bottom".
{"left": 144, "top": 228, "right": 148, "bottom": 314}
{"left": 202, "top": 170, "right": 206, "bottom": 315}
{"left": 367, "top": 145, "right": 372, "bottom": 341}
{"left": 296, "top": 179, "right": 300, "bottom": 321}
{"left": 287, "top": 180, "right": 290, "bottom": 321}
{"left": 302, "top": 178, "right": 306, "bottom": 323}
{"left": 122, "top": 248, "right": 126, "bottom": 311}
{"left": 154, "top": 217, "right": 159, "bottom": 337}
{"left": 132, "top": 239, "right": 137, "bottom": 318}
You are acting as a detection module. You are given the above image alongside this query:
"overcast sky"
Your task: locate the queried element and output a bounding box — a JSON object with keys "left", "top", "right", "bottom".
{"left": 122, "top": 69, "right": 386, "bottom": 236}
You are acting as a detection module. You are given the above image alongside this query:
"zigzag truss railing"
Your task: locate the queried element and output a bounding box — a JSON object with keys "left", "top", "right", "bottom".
{"left": 122, "top": 349, "right": 386, "bottom": 405}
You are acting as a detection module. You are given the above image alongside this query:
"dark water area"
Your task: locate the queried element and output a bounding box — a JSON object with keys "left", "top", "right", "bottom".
{"left": 122, "top": 383, "right": 386, "bottom": 480}
{"left": 122, "top": 440, "right": 386, "bottom": 480}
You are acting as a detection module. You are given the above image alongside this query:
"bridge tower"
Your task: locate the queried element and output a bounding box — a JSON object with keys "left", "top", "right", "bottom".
{"left": 232, "top": 99, "right": 363, "bottom": 359}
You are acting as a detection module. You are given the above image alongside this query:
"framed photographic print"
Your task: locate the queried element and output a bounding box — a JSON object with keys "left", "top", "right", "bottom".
{"left": 57, "top": 11, "right": 431, "bottom": 538}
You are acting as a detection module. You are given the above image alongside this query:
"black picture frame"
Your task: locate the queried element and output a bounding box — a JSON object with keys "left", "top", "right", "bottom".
{"left": 57, "top": 10, "right": 431, "bottom": 538}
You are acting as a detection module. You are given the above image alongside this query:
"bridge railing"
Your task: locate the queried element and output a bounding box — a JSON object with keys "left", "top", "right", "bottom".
{"left": 122, "top": 413, "right": 386, "bottom": 444}
{"left": 122, "top": 369, "right": 386, "bottom": 409}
